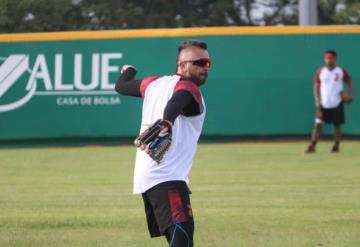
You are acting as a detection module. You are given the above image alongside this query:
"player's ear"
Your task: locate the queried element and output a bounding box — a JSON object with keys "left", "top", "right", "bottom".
{"left": 178, "top": 61, "right": 187, "bottom": 73}
{"left": 184, "top": 62, "right": 190, "bottom": 73}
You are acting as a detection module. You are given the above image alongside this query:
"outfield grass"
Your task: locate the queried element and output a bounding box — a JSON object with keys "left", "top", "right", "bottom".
{"left": 1, "top": 141, "right": 360, "bottom": 247}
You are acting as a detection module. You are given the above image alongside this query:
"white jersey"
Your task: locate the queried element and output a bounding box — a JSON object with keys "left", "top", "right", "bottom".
{"left": 133, "top": 74, "right": 206, "bottom": 194}
{"left": 316, "top": 66, "right": 351, "bottom": 109}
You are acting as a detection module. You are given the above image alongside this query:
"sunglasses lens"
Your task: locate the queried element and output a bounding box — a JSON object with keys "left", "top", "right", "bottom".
{"left": 193, "top": 59, "right": 211, "bottom": 68}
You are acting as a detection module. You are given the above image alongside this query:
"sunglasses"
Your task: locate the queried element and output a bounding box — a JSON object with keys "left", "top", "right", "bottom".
{"left": 182, "top": 58, "right": 211, "bottom": 68}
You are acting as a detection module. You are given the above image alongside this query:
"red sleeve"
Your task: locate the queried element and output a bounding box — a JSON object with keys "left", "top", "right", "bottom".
{"left": 342, "top": 68, "right": 351, "bottom": 84}
{"left": 174, "top": 80, "right": 202, "bottom": 105}
{"left": 140, "top": 75, "right": 159, "bottom": 97}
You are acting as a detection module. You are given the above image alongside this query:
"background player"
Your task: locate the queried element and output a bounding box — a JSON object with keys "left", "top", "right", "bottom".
{"left": 115, "top": 40, "right": 211, "bottom": 246}
{"left": 305, "top": 50, "right": 355, "bottom": 153}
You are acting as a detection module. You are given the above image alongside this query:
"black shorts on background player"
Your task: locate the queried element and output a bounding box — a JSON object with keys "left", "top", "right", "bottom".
{"left": 319, "top": 102, "right": 345, "bottom": 126}
{"left": 142, "top": 181, "right": 194, "bottom": 245}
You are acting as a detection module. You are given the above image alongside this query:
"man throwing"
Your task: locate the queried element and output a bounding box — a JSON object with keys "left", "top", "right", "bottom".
{"left": 305, "top": 50, "right": 354, "bottom": 153}
{"left": 115, "top": 40, "right": 211, "bottom": 246}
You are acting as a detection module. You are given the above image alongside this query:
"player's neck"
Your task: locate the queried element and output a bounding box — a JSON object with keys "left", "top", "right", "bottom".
{"left": 176, "top": 71, "right": 187, "bottom": 77}
{"left": 326, "top": 64, "right": 336, "bottom": 70}
{"left": 176, "top": 72, "right": 191, "bottom": 80}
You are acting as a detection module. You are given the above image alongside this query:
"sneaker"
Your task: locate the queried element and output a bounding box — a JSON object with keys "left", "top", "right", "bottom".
{"left": 331, "top": 145, "right": 339, "bottom": 153}
{"left": 305, "top": 145, "right": 315, "bottom": 154}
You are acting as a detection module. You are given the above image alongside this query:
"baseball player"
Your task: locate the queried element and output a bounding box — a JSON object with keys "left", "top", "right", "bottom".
{"left": 305, "top": 50, "right": 354, "bottom": 153}
{"left": 115, "top": 40, "right": 211, "bottom": 246}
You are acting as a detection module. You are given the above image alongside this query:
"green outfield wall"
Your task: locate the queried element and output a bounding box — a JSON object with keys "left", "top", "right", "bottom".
{"left": 0, "top": 26, "right": 359, "bottom": 140}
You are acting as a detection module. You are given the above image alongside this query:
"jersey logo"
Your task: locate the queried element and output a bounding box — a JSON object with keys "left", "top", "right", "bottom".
{"left": 334, "top": 73, "right": 340, "bottom": 82}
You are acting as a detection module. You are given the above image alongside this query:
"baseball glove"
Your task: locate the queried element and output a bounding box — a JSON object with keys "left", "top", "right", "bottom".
{"left": 134, "top": 119, "right": 172, "bottom": 164}
{"left": 341, "top": 91, "right": 352, "bottom": 104}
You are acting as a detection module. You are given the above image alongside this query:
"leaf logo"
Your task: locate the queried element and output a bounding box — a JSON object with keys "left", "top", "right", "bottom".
{"left": 0, "top": 55, "right": 36, "bottom": 112}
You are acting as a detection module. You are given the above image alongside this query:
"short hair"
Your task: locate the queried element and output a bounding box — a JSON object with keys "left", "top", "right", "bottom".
{"left": 324, "top": 50, "right": 337, "bottom": 57}
{"left": 176, "top": 40, "right": 208, "bottom": 63}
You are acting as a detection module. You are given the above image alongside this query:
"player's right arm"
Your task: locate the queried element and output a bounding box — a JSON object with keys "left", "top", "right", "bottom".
{"left": 115, "top": 65, "right": 142, "bottom": 97}
{"left": 314, "top": 68, "right": 322, "bottom": 117}
{"left": 115, "top": 65, "right": 160, "bottom": 98}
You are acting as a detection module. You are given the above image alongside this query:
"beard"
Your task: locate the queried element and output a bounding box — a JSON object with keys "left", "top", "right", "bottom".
{"left": 191, "top": 72, "right": 208, "bottom": 86}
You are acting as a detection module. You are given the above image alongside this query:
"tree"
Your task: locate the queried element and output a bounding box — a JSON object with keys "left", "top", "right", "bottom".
{"left": 0, "top": 0, "right": 84, "bottom": 33}
{"left": 318, "top": 0, "right": 360, "bottom": 25}
{"left": 255, "top": 0, "right": 298, "bottom": 25}
{"left": 79, "top": 0, "right": 253, "bottom": 29}
{"left": 0, "top": 0, "right": 358, "bottom": 34}
{"left": 335, "top": 2, "right": 360, "bottom": 24}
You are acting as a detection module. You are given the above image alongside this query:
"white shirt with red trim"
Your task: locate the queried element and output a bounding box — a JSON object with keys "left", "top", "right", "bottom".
{"left": 316, "top": 66, "right": 351, "bottom": 109}
{"left": 133, "top": 74, "right": 206, "bottom": 194}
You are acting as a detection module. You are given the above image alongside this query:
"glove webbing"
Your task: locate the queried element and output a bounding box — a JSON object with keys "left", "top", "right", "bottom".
{"left": 136, "top": 120, "right": 162, "bottom": 146}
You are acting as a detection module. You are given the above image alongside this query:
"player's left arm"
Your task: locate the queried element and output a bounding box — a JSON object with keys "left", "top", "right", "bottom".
{"left": 134, "top": 89, "right": 201, "bottom": 163}
{"left": 137, "top": 90, "right": 198, "bottom": 145}
{"left": 343, "top": 68, "right": 355, "bottom": 99}
{"left": 163, "top": 90, "right": 200, "bottom": 124}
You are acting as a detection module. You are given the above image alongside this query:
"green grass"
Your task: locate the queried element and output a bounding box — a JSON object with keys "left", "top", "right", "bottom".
{"left": 1, "top": 141, "right": 360, "bottom": 247}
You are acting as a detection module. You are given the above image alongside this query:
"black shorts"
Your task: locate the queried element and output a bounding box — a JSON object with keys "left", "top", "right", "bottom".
{"left": 142, "top": 180, "right": 193, "bottom": 238}
{"left": 319, "top": 102, "right": 345, "bottom": 127}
